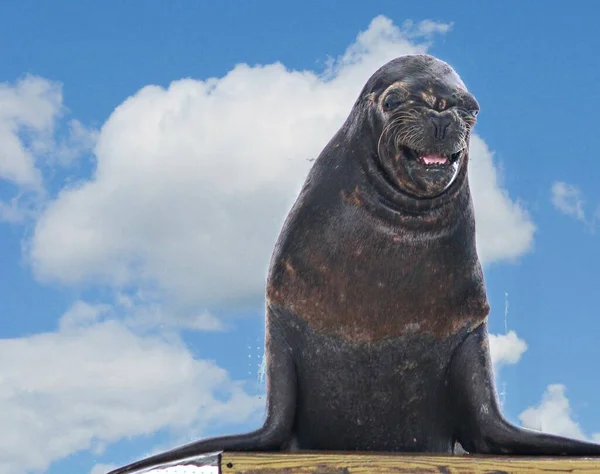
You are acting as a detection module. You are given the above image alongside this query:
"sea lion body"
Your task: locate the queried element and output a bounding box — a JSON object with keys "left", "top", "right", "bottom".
{"left": 266, "top": 118, "right": 486, "bottom": 451}
{"left": 275, "top": 310, "right": 468, "bottom": 452}
{"left": 110, "top": 55, "right": 600, "bottom": 474}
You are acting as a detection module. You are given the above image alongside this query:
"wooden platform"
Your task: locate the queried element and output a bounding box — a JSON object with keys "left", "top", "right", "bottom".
{"left": 219, "top": 452, "right": 600, "bottom": 473}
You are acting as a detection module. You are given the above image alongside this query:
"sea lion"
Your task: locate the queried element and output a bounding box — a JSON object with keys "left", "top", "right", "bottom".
{"left": 109, "top": 54, "right": 600, "bottom": 474}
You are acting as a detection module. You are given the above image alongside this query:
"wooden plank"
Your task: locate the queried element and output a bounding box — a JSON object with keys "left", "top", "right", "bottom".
{"left": 220, "top": 452, "right": 600, "bottom": 473}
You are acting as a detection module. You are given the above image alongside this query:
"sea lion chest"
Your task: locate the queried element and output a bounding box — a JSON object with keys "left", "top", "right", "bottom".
{"left": 267, "top": 193, "right": 489, "bottom": 343}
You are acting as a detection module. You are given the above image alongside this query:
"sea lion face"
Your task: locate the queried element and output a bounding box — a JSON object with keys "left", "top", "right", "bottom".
{"left": 371, "top": 56, "right": 479, "bottom": 199}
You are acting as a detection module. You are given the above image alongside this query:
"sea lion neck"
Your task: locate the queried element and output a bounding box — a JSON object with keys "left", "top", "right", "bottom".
{"left": 359, "top": 147, "right": 470, "bottom": 216}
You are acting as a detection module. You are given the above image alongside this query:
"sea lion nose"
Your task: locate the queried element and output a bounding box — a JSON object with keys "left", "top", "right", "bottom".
{"left": 430, "top": 113, "right": 452, "bottom": 140}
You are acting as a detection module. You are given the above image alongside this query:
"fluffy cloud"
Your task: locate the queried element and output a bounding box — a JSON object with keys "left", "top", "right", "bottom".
{"left": 551, "top": 181, "right": 599, "bottom": 231}
{"left": 489, "top": 330, "right": 528, "bottom": 367}
{"left": 551, "top": 181, "right": 586, "bottom": 222}
{"left": 0, "top": 301, "right": 262, "bottom": 474}
{"left": 0, "top": 75, "right": 97, "bottom": 224}
{"left": 109, "top": 293, "right": 228, "bottom": 332}
{"left": 90, "top": 465, "right": 118, "bottom": 474}
{"left": 29, "top": 16, "right": 536, "bottom": 315}
{"left": 488, "top": 329, "right": 527, "bottom": 411}
{"left": 519, "top": 384, "right": 600, "bottom": 441}
{"left": 406, "top": 19, "right": 454, "bottom": 37}
{"left": 469, "top": 136, "right": 535, "bottom": 265}
{"left": 0, "top": 76, "right": 59, "bottom": 188}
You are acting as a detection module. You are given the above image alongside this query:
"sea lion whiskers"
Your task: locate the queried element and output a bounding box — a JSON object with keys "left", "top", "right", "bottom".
{"left": 377, "top": 116, "right": 408, "bottom": 161}
{"left": 377, "top": 110, "right": 423, "bottom": 159}
{"left": 395, "top": 123, "right": 428, "bottom": 154}
{"left": 455, "top": 128, "right": 468, "bottom": 153}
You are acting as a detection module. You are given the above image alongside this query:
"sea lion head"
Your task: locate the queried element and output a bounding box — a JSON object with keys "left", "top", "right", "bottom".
{"left": 359, "top": 54, "right": 479, "bottom": 199}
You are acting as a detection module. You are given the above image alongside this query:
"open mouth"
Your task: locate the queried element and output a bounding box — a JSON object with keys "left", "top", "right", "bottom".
{"left": 401, "top": 145, "right": 462, "bottom": 168}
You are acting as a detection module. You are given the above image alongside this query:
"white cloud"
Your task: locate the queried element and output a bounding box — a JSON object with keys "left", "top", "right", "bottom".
{"left": 0, "top": 76, "right": 96, "bottom": 184}
{"left": 90, "top": 464, "right": 118, "bottom": 474}
{"left": 115, "top": 295, "right": 227, "bottom": 332}
{"left": 58, "top": 299, "right": 112, "bottom": 330}
{"left": 28, "top": 16, "right": 536, "bottom": 316}
{"left": 0, "top": 75, "right": 58, "bottom": 188}
{"left": 0, "top": 75, "right": 97, "bottom": 226}
{"left": 469, "top": 136, "right": 536, "bottom": 265}
{"left": 54, "top": 119, "right": 99, "bottom": 166}
{"left": 186, "top": 312, "right": 226, "bottom": 331}
{"left": 0, "top": 301, "right": 262, "bottom": 474}
{"left": 519, "top": 384, "right": 600, "bottom": 441}
{"left": 552, "top": 181, "right": 586, "bottom": 222}
{"left": 405, "top": 19, "right": 454, "bottom": 37}
{"left": 489, "top": 330, "right": 528, "bottom": 367}
{"left": 0, "top": 197, "right": 30, "bottom": 223}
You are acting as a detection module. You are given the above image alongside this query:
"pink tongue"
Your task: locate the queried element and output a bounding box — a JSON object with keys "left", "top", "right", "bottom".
{"left": 422, "top": 154, "right": 448, "bottom": 165}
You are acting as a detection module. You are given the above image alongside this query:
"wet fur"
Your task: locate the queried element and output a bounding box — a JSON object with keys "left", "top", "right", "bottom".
{"left": 109, "top": 54, "right": 600, "bottom": 474}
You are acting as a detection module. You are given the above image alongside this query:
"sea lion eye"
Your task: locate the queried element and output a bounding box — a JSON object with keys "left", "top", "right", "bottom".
{"left": 383, "top": 94, "right": 402, "bottom": 111}
{"left": 469, "top": 109, "right": 479, "bottom": 118}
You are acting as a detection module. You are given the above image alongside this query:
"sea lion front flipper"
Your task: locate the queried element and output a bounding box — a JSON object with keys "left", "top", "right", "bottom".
{"left": 449, "top": 322, "right": 600, "bottom": 455}
{"left": 107, "top": 313, "right": 297, "bottom": 474}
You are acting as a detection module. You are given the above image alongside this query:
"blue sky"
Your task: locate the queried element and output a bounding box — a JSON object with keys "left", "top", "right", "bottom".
{"left": 1, "top": 2, "right": 599, "bottom": 473}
